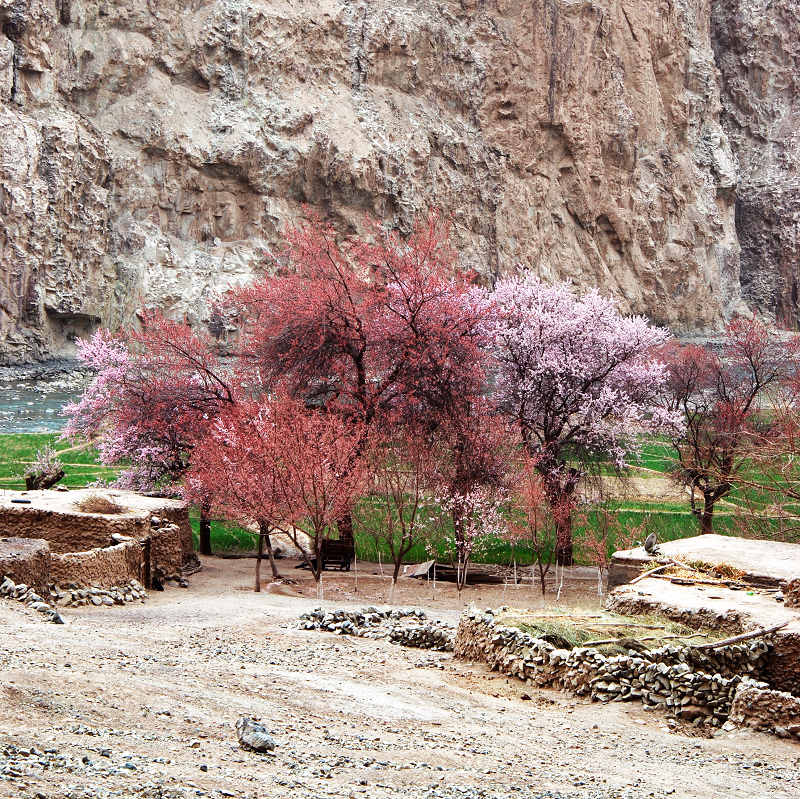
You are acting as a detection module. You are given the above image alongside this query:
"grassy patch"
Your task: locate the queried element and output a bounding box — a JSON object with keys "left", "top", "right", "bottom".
{"left": 0, "top": 433, "right": 117, "bottom": 489}
{"left": 497, "top": 609, "right": 722, "bottom": 654}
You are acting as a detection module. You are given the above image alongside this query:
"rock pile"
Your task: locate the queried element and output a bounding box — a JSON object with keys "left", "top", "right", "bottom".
{"left": 729, "top": 677, "right": 800, "bottom": 739}
{"left": 455, "top": 608, "right": 774, "bottom": 727}
{"left": 0, "top": 576, "right": 63, "bottom": 624}
{"left": 49, "top": 579, "right": 147, "bottom": 608}
{"left": 785, "top": 577, "right": 800, "bottom": 609}
{"left": 299, "top": 607, "right": 455, "bottom": 651}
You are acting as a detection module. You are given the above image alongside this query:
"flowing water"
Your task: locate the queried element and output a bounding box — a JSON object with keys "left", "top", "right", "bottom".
{"left": 0, "top": 365, "right": 87, "bottom": 434}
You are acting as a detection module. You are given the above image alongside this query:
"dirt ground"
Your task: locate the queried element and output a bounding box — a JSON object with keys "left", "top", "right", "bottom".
{"left": 1, "top": 558, "right": 799, "bottom": 799}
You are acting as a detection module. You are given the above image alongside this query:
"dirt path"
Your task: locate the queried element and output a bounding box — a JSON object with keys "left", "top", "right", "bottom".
{"left": 1, "top": 558, "right": 798, "bottom": 799}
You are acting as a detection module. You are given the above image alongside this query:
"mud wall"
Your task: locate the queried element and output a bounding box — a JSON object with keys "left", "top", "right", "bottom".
{"left": 50, "top": 539, "right": 143, "bottom": 589}
{"left": 0, "top": 537, "right": 51, "bottom": 593}
{"left": 150, "top": 524, "right": 184, "bottom": 581}
{"left": 0, "top": 504, "right": 150, "bottom": 553}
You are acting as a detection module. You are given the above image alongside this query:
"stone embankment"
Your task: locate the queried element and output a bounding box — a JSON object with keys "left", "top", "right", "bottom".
{"left": 50, "top": 579, "right": 147, "bottom": 608}
{"left": 0, "top": 575, "right": 63, "bottom": 623}
{"left": 454, "top": 607, "right": 798, "bottom": 739}
{"left": 299, "top": 607, "right": 455, "bottom": 651}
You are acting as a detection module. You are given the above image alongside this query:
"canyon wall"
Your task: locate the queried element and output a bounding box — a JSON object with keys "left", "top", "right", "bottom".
{"left": 0, "top": 0, "right": 795, "bottom": 363}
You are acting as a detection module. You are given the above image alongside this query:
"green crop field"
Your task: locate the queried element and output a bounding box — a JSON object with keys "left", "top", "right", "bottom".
{"left": 4, "top": 431, "right": 796, "bottom": 564}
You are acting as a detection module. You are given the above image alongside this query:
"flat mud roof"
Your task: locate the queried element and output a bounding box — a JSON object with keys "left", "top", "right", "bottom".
{"left": 610, "top": 534, "right": 800, "bottom": 589}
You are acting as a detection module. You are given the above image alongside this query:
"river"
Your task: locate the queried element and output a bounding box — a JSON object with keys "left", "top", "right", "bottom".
{"left": 0, "top": 364, "right": 88, "bottom": 434}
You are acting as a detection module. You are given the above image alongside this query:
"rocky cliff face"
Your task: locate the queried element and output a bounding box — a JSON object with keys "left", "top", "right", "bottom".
{"left": 712, "top": 0, "right": 800, "bottom": 328}
{"left": 0, "top": 0, "right": 793, "bottom": 363}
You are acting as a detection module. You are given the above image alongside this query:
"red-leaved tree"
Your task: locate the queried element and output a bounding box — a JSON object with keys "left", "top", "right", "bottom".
{"left": 355, "top": 429, "right": 442, "bottom": 602}
{"left": 186, "top": 394, "right": 366, "bottom": 594}
{"left": 660, "top": 318, "right": 798, "bottom": 534}
{"left": 225, "top": 212, "right": 494, "bottom": 541}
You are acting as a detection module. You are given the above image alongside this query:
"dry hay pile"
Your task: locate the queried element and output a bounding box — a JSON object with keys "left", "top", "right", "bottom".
{"left": 496, "top": 609, "right": 724, "bottom": 655}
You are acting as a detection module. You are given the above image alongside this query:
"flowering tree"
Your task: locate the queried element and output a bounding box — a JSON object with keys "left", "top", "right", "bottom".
{"left": 354, "top": 431, "right": 441, "bottom": 602}
{"left": 430, "top": 411, "right": 512, "bottom": 592}
{"left": 186, "top": 394, "right": 366, "bottom": 594}
{"left": 660, "top": 318, "right": 798, "bottom": 534}
{"left": 225, "top": 212, "right": 494, "bottom": 540}
{"left": 491, "top": 276, "right": 673, "bottom": 564}
{"left": 63, "top": 317, "right": 235, "bottom": 555}
{"left": 434, "top": 486, "right": 507, "bottom": 593}
{"left": 23, "top": 445, "right": 65, "bottom": 490}
{"left": 507, "top": 456, "right": 561, "bottom": 595}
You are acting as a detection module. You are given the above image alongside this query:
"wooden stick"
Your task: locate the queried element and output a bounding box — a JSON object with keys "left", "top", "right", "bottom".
{"left": 582, "top": 632, "right": 709, "bottom": 647}
{"left": 583, "top": 623, "right": 669, "bottom": 630}
{"left": 694, "top": 621, "right": 789, "bottom": 650}
{"left": 631, "top": 564, "right": 669, "bottom": 584}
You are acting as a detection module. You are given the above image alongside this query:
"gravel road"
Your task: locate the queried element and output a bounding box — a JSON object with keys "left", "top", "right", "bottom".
{"left": 1, "top": 558, "right": 798, "bottom": 799}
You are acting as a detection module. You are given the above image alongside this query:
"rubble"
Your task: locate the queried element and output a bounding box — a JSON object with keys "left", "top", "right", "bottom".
{"left": 299, "top": 607, "right": 455, "bottom": 651}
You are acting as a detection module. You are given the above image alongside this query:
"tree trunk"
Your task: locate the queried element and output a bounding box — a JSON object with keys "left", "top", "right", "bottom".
{"left": 337, "top": 509, "right": 355, "bottom": 544}
{"left": 537, "top": 463, "right": 577, "bottom": 567}
{"left": 255, "top": 530, "right": 264, "bottom": 593}
{"left": 554, "top": 511, "right": 574, "bottom": 567}
{"left": 258, "top": 520, "right": 281, "bottom": 579}
{"left": 700, "top": 501, "right": 715, "bottom": 534}
{"left": 391, "top": 560, "right": 402, "bottom": 603}
{"left": 199, "top": 503, "right": 212, "bottom": 556}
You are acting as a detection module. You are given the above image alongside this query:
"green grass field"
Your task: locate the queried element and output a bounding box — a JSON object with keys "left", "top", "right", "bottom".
{"left": 0, "top": 433, "right": 118, "bottom": 489}
{"left": 3, "top": 432, "right": 795, "bottom": 565}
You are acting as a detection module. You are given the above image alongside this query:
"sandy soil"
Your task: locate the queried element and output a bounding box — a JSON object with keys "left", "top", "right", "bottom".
{"left": 1, "top": 558, "right": 799, "bottom": 799}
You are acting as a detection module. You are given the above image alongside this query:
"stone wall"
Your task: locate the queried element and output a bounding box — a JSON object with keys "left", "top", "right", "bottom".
{"left": 785, "top": 578, "right": 800, "bottom": 609}
{"left": 50, "top": 540, "right": 143, "bottom": 589}
{"left": 0, "top": 537, "right": 50, "bottom": 594}
{"left": 0, "top": 503, "right": 150, "bottom": 553}
{"left": 149, "top": 522, "right": 184, "bottom": 582}
{"left": 454, "top": 608, "right": 782, "bottom": 729}
{"left": 729, "top": 679, "right": 800, "bottom": 739}
{"left": 151, "top": 508, "right": 195, "bottom": 569}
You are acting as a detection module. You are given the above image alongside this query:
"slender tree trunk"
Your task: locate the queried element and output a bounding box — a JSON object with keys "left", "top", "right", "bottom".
{"left": 199, "top": 502, "right": 212, "bottom": 556}
{"left": 258, "top": 520, "right": 281, "bottom": 579}
{"left": 255, "top": 530, "right": 264, "bottom": 593}
{"left": 390, "top": 561, "right": 402, "bottom": 604}
{"left": 554, "top": 511, "right": 574, "bottom": 567}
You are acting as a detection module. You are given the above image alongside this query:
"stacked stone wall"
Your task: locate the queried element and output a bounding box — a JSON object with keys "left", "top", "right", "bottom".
{"left": 0, "top": 537, "right": 51, "bottom": 594}
{"left": 454, "top": 609, "right": 782, "bottom": 730}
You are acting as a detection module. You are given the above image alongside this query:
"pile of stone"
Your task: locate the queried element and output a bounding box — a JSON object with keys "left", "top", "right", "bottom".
{"left": 455, "top": 608, "right": 776, "bottom": 728}
{"left": 0, "top": 576, "right": 63, "bottom": 624}
{"left": 49, "top": 579, "right": 147, "bottom": 607}
{"left": 299, "top": 606, "right": 455, "bottom": 651}
{"left": 785, "top": 577, "right": 800, "bottom": 609}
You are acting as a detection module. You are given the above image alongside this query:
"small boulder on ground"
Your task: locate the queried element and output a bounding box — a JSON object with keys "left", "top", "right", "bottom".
{"left": 235, "top": 717, "right": 275, "bottom": 753}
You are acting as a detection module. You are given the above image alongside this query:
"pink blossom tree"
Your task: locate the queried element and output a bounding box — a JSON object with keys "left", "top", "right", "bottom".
{"left": 491, "top": 276, "right": 674, "bottom": 565}
{"left": 63, "top": 317, "right": 236, "bottom": 555}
